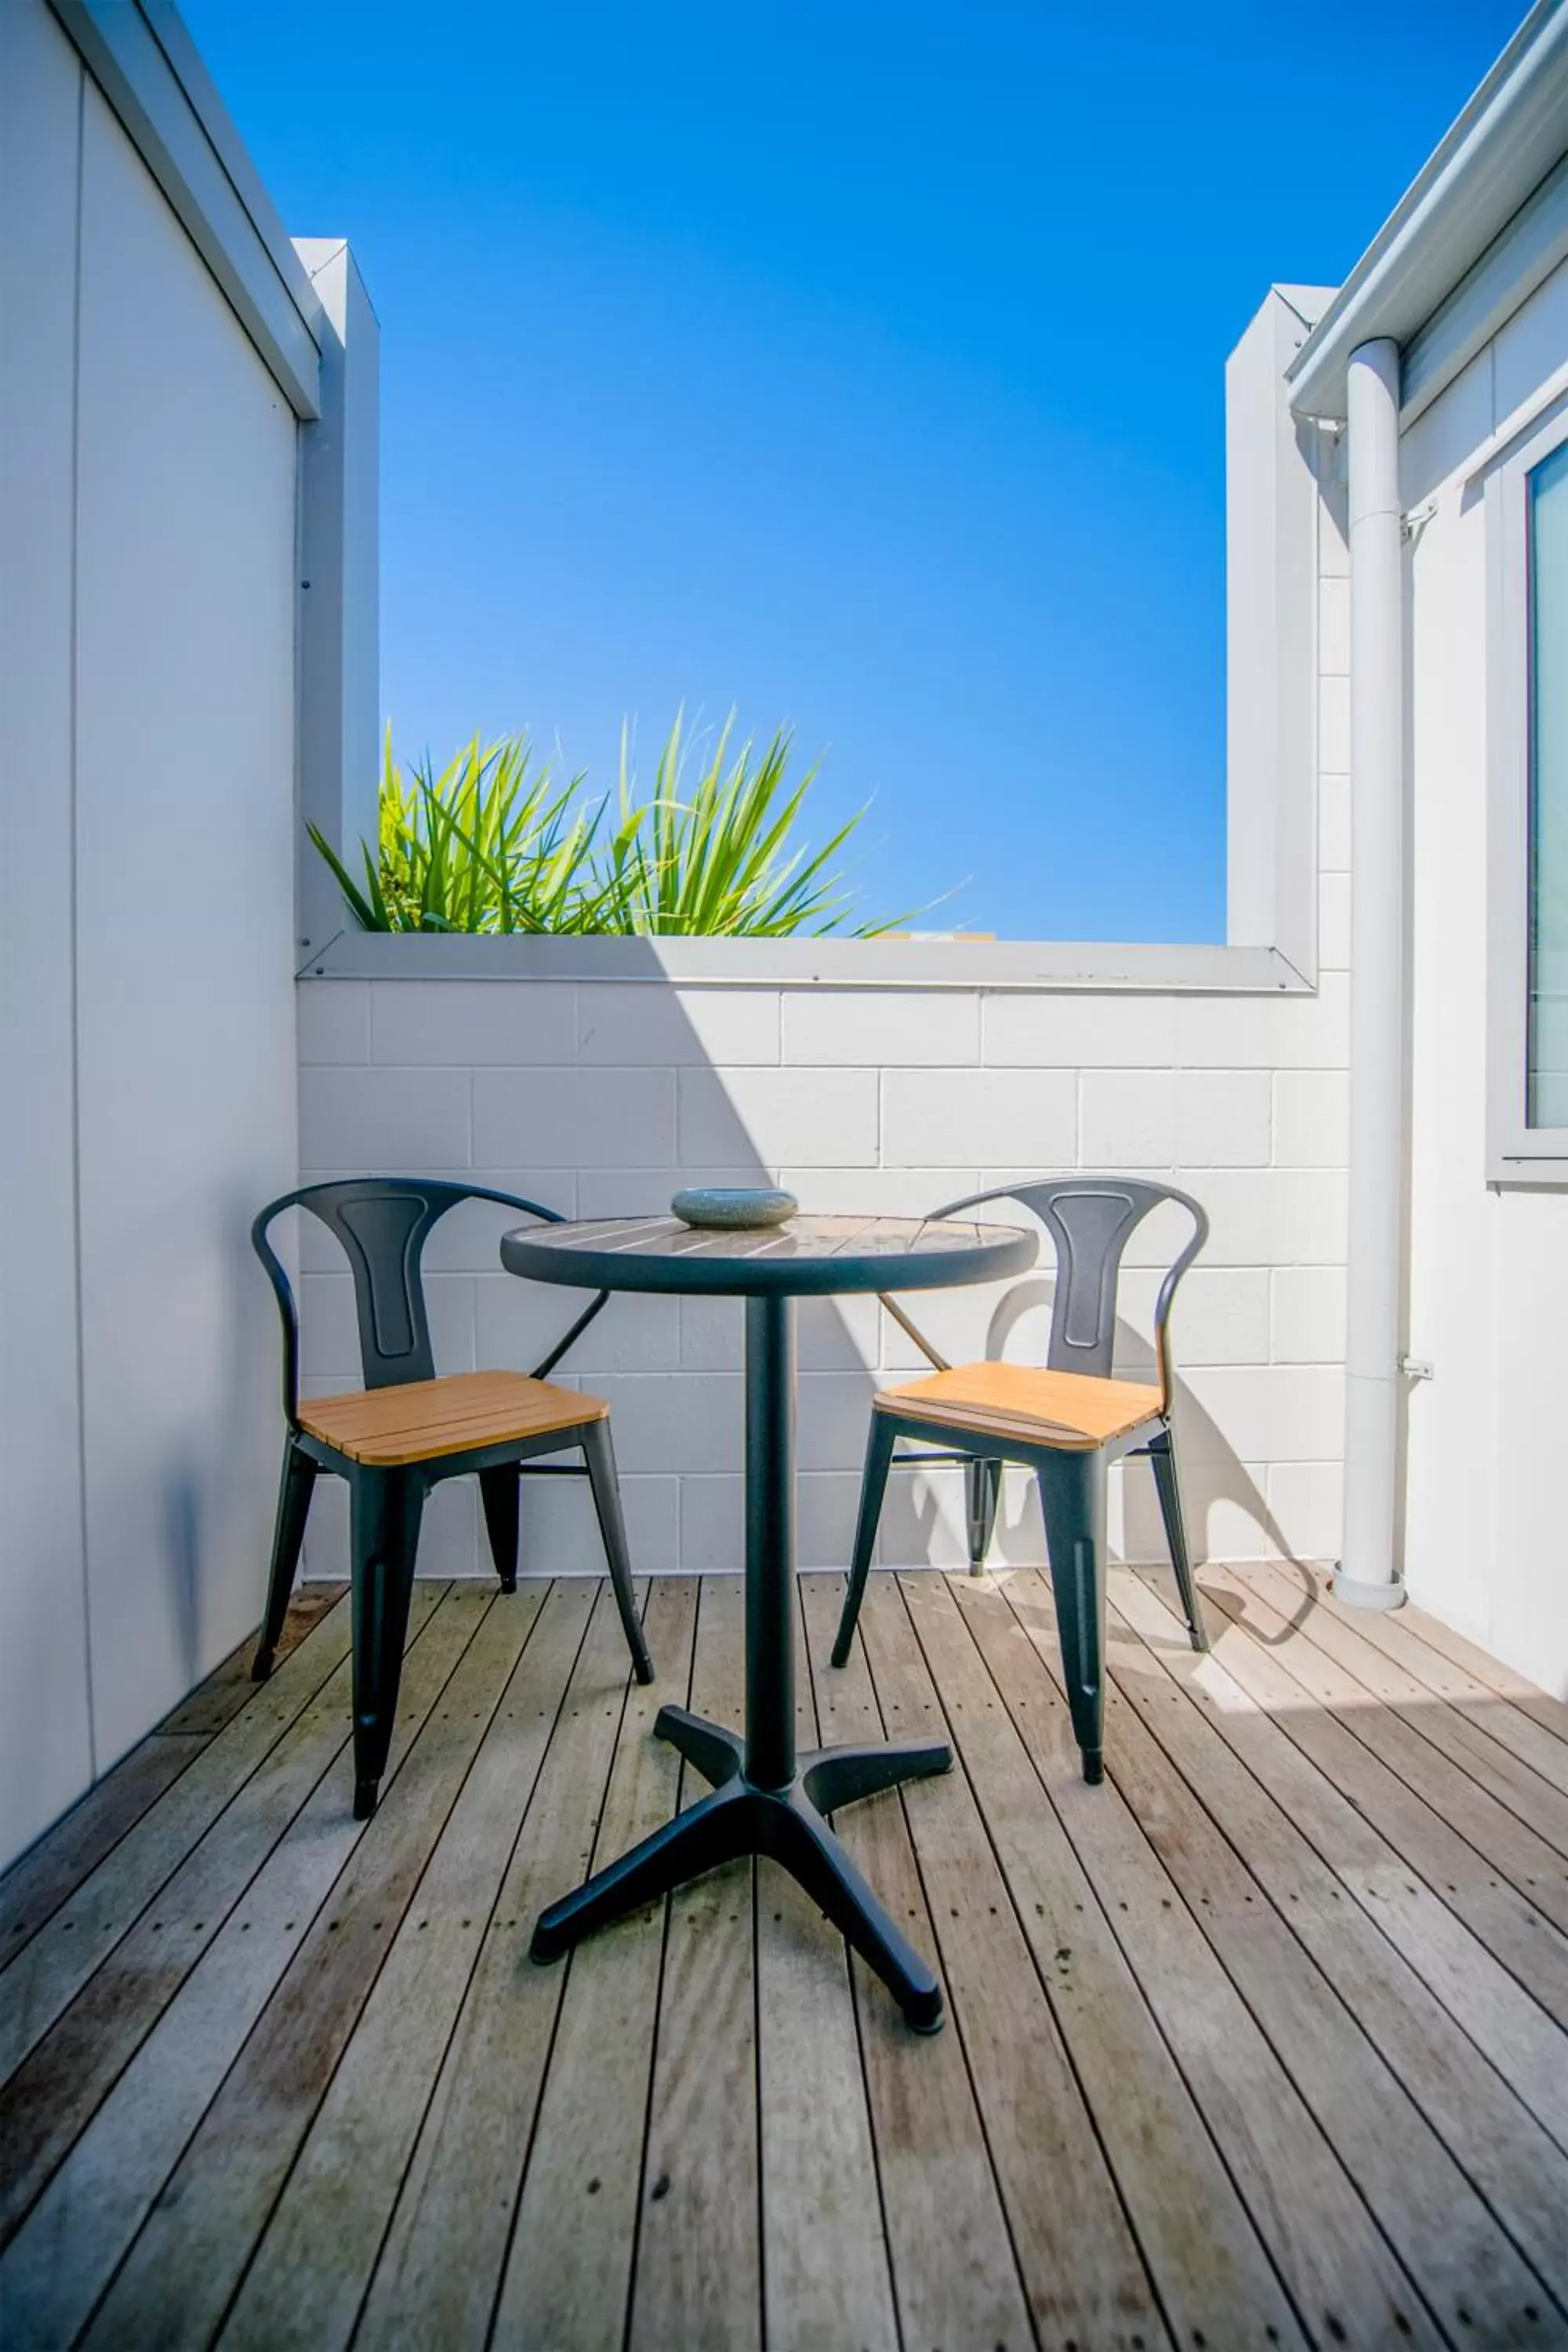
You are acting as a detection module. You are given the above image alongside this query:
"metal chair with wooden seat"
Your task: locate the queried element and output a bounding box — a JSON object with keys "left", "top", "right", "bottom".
{"left": 831, "top": 1177, "right": 1210, "bottom": 1784}
{"left": 252, "top": 1178, "right": 654, "bottom": 1818}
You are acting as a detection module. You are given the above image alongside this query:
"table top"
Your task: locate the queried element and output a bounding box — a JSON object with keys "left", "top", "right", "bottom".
{"left": 499, "top": 1212, "right": 1038, "bottom": 1297}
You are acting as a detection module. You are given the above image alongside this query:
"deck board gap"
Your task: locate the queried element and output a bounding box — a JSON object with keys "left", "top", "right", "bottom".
{"left": 895, "top": 1577, "right": 1190, "bottom": 2351}
{"left": 484, "top": 1578, "right": 656, "bottom": 2352}
{"left": 615, "top": 1599, "right": 696, "bottom": 2352}
{"left": 8, "top": 1573, "right": 1567, "bottom": 2352}
{"left": 1102, "top": 1566, "right": 1568, "bottom": 2335}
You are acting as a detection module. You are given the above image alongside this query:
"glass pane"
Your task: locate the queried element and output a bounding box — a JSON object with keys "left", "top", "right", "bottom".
{"left": 1529, "top": 441, "right": 1568, "bottom": 1127}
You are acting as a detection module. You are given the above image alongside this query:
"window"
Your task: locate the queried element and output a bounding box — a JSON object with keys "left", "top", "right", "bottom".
{"left": 1488, "top": 404, "right": 1568, "bottom": 1177}
{"left": 1528, "top": 441, "right": 1568, "bottom": 1128}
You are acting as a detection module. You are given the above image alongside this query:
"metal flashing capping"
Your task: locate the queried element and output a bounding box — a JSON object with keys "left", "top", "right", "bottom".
{"left": 1402, "top": 151, "right": 1568, "bottom": 429}
{"left": 46, "top": 0, "right": 324, "bottom": 417}
{"left": 1287, "top": 0, "right": 1568, "bottom": 423}
{"left": 303, "top": 930, "right": 1308, "bottom": 993}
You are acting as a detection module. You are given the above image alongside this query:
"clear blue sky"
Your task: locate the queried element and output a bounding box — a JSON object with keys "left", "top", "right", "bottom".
{"left": 187, "top": 0, "right": 1520, "bottom": 939}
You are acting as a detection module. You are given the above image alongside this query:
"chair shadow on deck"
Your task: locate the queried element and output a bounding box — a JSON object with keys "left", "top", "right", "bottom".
{"left": 877, "top": 1267, "right": 1320, "bottom": 1652}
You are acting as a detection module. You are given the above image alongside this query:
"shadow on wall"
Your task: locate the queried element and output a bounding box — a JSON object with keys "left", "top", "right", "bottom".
{"left": 290, "top": 970, "right": 1319, "bottom": 1583}
{"left": 159, "top": 1466, "right": 201, "bottom": 1697}
{"left": 875, "top": 1275, "right": 1307, "bottom": 1579}
{"left": 164, "top": 1182, "right": 297, "bottom": 1704}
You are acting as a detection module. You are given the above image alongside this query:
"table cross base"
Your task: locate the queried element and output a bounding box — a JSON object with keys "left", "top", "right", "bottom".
{"left": 529, "top": 1702, "right": 953, "bottom": 2032}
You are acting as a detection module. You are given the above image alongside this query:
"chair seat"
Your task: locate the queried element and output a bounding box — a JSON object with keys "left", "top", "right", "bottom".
{"left": 298, "top": 1370, "right": 608, "bottom": 1467}
{"left": 876, "top": 1362, "right": 1163, "bottom": 1453}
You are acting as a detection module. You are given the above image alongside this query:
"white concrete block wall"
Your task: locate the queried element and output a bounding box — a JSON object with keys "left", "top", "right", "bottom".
{"left": 296, "top": 960, "right": 1349, "bottom": 1581}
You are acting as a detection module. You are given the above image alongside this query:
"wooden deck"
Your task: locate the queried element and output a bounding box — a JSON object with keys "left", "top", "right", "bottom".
{"left": 3, "top": 1561, "right": 1568, "bottom": 2352}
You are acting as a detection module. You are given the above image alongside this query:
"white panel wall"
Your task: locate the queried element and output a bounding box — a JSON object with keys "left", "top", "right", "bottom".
{"left": 0, "top": 0, "right": 301, "bottom": 1867}
{"left": 0, "top": 0, "right": 95, "bottom": 1871}
{"left": 72, "top": 76, "right": 299, "bottom": 1766}
{"left": 1404, "top": 255, "right": 1568, "bottom": 1695}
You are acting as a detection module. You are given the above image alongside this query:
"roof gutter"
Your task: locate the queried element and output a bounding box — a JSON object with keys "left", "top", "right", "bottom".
{"left": 1287, "top": 0, "right": 1568, "bottom": 422}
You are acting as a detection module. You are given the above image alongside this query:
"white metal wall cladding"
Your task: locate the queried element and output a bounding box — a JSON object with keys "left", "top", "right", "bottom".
{"left": 1404, "top": 252, "right": 1568, "bottom": 1699}
{"left": 0, "top": 0, "right": 299, "bottom": 1871}
{"left": 0, "top": 0, "right": 94, "bottom": 1880}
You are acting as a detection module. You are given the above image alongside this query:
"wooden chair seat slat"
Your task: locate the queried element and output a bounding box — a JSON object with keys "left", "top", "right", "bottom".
{"left": 876, "top": 1363, "right": 1164, "bottom": 1452}
{"left": 298, "top": 1369, "right": 608, "bottom": 1466}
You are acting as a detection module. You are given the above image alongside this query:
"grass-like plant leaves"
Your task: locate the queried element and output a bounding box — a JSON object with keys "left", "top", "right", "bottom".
{"left": 309, "top": 728, "right": 603, "bottom": 935}
{"left": 311, "top": 712, "right": 906, "bottom": 937}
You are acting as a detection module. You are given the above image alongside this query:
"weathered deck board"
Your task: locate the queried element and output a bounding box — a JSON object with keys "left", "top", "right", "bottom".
{"left": 146, "top": 1587, "right": 546, "bottom": 2352}
{"left": 212, "top": 1581, "right": 555, "bottom": 2352}
{"left": 626, "top": 1575, "right": 762, "bottom": 2352}
{"left": 350, "top": 1578, "right": 619, "bottom": 2350}
{"left": 857, "top": 1573, "right": 1166, "bottom": 2352}
{"left": 799, "top": 1573, "right": 1036, "bottom": 2352}
{"left": 156, "top": 1586, "right": 347, "bottom": 1740}
{"left": 1111, "top": 1565, "right": 1568, "bottom": 2317}
{"left": 1229, "top": 1561, "right": 1568, "bottom": 1862}
{"left": 1122, "top": 1565, "right": 1568, "bottom": 2161}
{"left": 996, "top": 1567, "right": 1553, "bottom": 2350}
{"left": 0, "top": 1592, "right": 360, "bottom": 2083}
{"left": 956, "top": 1570, "right": 1445, "bottom": 2352}
{"left": 754, "top": 1582, "right": 898, "bottom": 2352}
{"left": 0, "top": 1638, "right": 361, "bottom": 2251}
{"left": 1184, "top": 1564, "right": 1568, "bottom": 2021}
{"left": 4, "top": 1567, "right": 1567, "bottom": 2352}
{"left": 492, "top": 1576, "right": 696, "bottom": 2352}
{"left": 1273, "top": 1564, "right": 1568, "bottom": 1792}
{"left": 0, "top": 1737, "right": 207, "bottom": 1969}
{"left": 0, "top": 1584, "right": 469, "bottom": 2352}
{"left": 906, "top": 1570, "right": 1311, "bottom": 2352}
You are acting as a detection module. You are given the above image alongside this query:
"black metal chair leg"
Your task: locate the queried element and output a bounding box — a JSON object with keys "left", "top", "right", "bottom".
{"left": 774, "top": 1797, "right": 944, "bottom": 2033}
{"left": 965, "top": 1455, "right": 1001, "bottom": 1576}
{"left": 580, "top": 1418, "right": 655, "bottom": 1685}
{"left": 531, "top": 1780, "right": 752, "bottom": 1963}
{"left": 831, "top": 1412, "right": 897, "bottom": 1667}
{"left": 349, "top": 1468, "right": 424, "bottom": 1820}
{"left": 1149, "top": 1424, "right": 1207, "bottom": 1652}
{"left": 800, "top": 1735, "right": 951, "bottom": 1815}
{"left": 655, "top": 1704, "right": 745, "bottom": 1788}
{"left": 252, "top": 1442, "right": 318, "bottom": 1681}
{"left": 1036, "top": 1448, "right": 1109, "bottom": 1784}
{"left": 479, "top": 1465, "right": 521, "bottom": 1593}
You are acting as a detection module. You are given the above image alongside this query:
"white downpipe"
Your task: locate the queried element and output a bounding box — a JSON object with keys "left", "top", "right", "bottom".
{"left": 1336, "top": 338, "right": 1407, "bottom": 1610}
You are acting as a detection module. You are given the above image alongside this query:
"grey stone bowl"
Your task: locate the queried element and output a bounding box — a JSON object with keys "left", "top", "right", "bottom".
{"left": 671, "top": 1186, "right": 798, "bottom": 1231}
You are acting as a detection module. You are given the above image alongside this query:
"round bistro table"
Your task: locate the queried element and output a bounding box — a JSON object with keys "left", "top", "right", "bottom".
{"left": 500, "top": 1210, "right": 1037, "bottom": 2031}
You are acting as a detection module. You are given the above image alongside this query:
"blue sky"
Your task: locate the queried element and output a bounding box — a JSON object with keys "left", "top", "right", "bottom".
{"left": 187, "top": 0, "right": 1521, "bottom": 940}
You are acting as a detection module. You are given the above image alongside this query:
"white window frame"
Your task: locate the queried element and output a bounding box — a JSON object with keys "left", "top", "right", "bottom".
{"left": 1487, "top": 397, "right": 1568, "bottom": 1179}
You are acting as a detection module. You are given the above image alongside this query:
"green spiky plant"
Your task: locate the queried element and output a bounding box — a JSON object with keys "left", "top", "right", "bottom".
{"left": 590, "top": 711, "right": 898, "bottom": 936}
{"left": 308, "top": 729, "right": 604, "bottom": 934}
{"left": 310, "top": 710, "right": 906, "bottom": 936}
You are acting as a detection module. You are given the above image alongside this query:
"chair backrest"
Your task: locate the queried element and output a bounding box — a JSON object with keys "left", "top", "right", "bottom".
{"left": 935, "top": 1175, "right": 1208, "bottom": 1400}
{"left": 252, "top": 1178, "right": 568, "bottom": 1424}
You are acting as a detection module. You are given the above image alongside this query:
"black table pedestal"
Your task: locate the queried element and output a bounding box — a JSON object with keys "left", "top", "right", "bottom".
{"left": 529, "top": 1294, "right": 953, "bottom": 2032}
